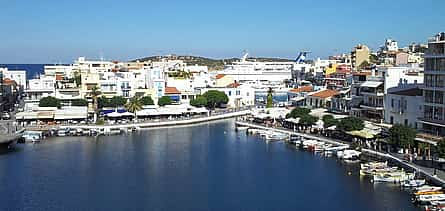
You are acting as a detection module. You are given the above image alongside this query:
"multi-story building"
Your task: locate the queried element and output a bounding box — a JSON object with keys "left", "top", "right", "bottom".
{"left": 385, "top": 86, "right": 423, "bottom": 129}
{"left": 1, "top": 68, "right": 26, "bottom": 89}
{"left": 419, "top": 32, "right": 445, "bottom": 136}
{"left": 351, "top": 44, "right": 370, "bottom": 71}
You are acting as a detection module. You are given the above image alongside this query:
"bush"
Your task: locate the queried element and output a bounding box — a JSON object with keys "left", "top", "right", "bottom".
{"left": 158, "top": 96, "right": 172, "bottom": 106}
{"left": 140, "top": 96, "right": 154, "bottom": 105}
{"left": 39, "top": 96, "right": 61, "bottom": 108}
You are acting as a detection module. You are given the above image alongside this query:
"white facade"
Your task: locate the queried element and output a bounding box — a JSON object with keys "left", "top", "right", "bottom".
{"left": 199, "top": 85, "right": 255, "bottom": 108}
{"left": 380, "top": 66, "right": 424, "bottom": 93}
{"left": 384, "top": 86, "right": 423, "bottom": 129}
{"left": 2, "top": 68, "right": 26, "bottom": 87}
{"left": 25, "top": 75, "right": 56, "bottom": 110}
{"left": 384, "top": 39, "right": 399, "bottom": 52}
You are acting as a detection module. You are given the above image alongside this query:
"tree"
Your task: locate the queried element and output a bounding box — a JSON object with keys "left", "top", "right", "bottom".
{"left": 158, "top": 96, "right": 172, "bottom": 106}
{"left": 97, "top": 96, "right": 110, "bottom": 108}
{"left": 73, "top": 71, "right": 81, "bottom": 87}
{"left": 337, "top": 117, "right": 364, "bottom": 131}
{"left": 322, "top": 114, "right": 338, "bottom": 128}
{"left": 287, "top": 107, "right": 311, "bottom": 119}
{"left": 266, "top": 87, "right": 273, "bottom": 108}
{"left": 71, "top": 99, "right": 88, "bottom": 106}
{"left": 369, "top": 54, "right": 379, "bottom": 64}
{"left": 110, "top": 96, "right": 127, "bottom": 108}
{"left": 125, "top": 97, "right": 143, "bottom": 116}
{"left": 436, "top": 140, "right": 445, "bottom": 159}
{"left": 88, "top": 86, "right": 102, "bottom": 122}
{"left": 190, "top": 96, "right": 207, "bottom": 107}
{"left": 140, "top": 96, "right": 155, "bottom": 105}
{"left": 299, "top": 114, "right": 318, "bottom": 126}
{"left": 388, "top": 124, "right": 417, "bottom": 150}
{"left": 202, "top": 90, "right": 229, "bottom": 108}
{"left": 359, "top": 60, "right": 370, "bottom": 69}
{"left": 39, "top": 96, "right": 61, "bottom": 108}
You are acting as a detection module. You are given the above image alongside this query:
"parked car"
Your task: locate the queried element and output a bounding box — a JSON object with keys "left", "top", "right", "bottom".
{"left": 1, "top": 112, "right": 11, "bottom": 120}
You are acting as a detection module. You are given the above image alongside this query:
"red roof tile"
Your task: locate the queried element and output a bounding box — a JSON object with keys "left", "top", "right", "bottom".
{"left": 2, "top": 78, "right": 17, "bottom": 86}
{"left": 165, "top": 87, "right": 181, "bottom": 94}
{"left": 309, "top": 89, "right": 339, "bottom": 99}
{"left": 227, "top": 82, "right": 241, "bottom": 88}
{"left": 289, "top": 86, "right": 313, "bottom": 93}
{"left": 215, "top": 74, "right": 226, "bottom": 79}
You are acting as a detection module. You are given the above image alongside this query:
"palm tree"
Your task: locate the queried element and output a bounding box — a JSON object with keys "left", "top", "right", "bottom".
{"left": 88, "top": 86, "right": 101, "bottom": 122}
{"left": 266, "top": 87, "right": 273, "bottom": 108}
{"left": 125, "top": 97, "right": 143, "bottom": 119}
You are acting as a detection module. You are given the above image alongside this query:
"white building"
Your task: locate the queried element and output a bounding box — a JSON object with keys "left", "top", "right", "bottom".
{"left": 385, "top": 86, "right": 423, "bottom": 129}
{"left": 24, "top": 75, "right": 56, "bottom": 110}
{"left": 1, "top": 68, "right": 26, "bottom": 88}
{"left": 199, "top": 84, "right": 255, "bottom": 108}
{"left": 384, "top": 39, "right": 399, "bottom": 52}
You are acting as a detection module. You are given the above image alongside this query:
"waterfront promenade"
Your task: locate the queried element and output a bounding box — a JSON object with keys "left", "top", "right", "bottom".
{"left": 236, "top": 120, "right": 445, "bottom": 187}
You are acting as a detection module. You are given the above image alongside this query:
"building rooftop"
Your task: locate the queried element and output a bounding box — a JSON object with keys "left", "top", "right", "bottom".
{"left": 388, "top": 87, "right": 422, "bottom": 96}
{"left": 215, "top": 74, "right": 226, "bottom": 79}
{"left": 226, "top": 82, "right": 241, "bottom": 88}
{"left": 309, "top": 89, "right": 339, "bottom": 99}
{"left": 165, "top": 87, "right": 181, "bottom": 94}
{"left": 289, "top": 86, "right": 313, "bottom": 93}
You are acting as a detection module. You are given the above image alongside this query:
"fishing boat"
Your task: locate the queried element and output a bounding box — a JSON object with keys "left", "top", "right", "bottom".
{"left": 265, "top": 132, "right": 288, "bottom": 141}
{"left": 341, "top": 150, "right": 361, "bottom": 163}
{"left": 416, "top": 186, "right": 443, "bottom": 193}
{"left": 373, "top": 171, "right": 415, "bottom": 183}
{"left": 414, "top": 194, "right": 445, "bottom": 204}
{"left": 360, "top": 166, "right": 399, "bottom": 176}
{"left": 361, "top": 161, "right": 388, "bottom": 170}
{"left": 402, "top": 179, "right": 426, "bottom": 188}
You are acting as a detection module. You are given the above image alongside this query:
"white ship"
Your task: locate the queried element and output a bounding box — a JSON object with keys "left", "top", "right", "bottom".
{"left": 218, "top": 52, "right": 311, "bottom": 83}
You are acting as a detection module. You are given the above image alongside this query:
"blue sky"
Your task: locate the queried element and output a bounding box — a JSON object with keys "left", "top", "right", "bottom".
{"left": 0, "top": 0, "right": 444, "bottom": 63}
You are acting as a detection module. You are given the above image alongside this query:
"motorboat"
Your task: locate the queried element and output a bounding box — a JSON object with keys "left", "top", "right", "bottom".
{"left": 22, "top": 131, "right": 43, "bottom": 143}
{"left": 361, "top": 161, "right": 388, "bottom": 170}
{"left": 373, "top": 171, "right": 415, "bottom": 183}
{"left": 415, "top": 186, "right": 443, "bottom": 193}
{"left": 341, "top": 150, "right": 361, "bottom": 163}
{"left": 265, "top": 132, "right": 288, "bottom": 141}
{"left": 414, "top": 194, "right": 445, "bottom": 204}
{"left": 402, "top": 179, "right": 426, "bottom": 188}
{"left": 360, "top": 166, "right": 399, "bottom": 176}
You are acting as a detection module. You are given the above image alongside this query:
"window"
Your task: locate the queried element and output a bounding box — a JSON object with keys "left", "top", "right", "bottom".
{"left": 228, "top": 91, "right": 232, "bottom": 96}
{"left": 404, "top": 119, "right": 408, "bottom": 126}
{"left": 391, "top": 99, "right": 394, "bottom": 108}
{"left": 390, "top": 116, "right": 394, "bottom": 124}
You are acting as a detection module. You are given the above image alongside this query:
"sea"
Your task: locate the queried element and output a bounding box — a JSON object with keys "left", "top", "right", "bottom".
{"left": 0, "top": 64, "right": 47, "bottom": 79}
{"left": 0, "top": 119, "right": 420, "bottom": 210}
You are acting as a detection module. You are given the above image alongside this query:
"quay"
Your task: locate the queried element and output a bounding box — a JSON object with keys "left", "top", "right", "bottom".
{"left": 43, "top": 110, "right": 251, "bottom": 132}
{"left": 236, "top": 120, "right": 445, "bottom": 187}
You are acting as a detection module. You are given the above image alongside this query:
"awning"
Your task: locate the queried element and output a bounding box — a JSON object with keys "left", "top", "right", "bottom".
{"left": 106, "top": 112, "right": 122, "bottom": 118}
{"left": 360, "top": 81, "right": 383, "bottom": 88}
{"left": 121, "top": 112, "right": 135, "bottom": 116}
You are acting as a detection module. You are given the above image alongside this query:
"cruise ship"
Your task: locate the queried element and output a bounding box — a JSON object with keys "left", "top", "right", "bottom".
{"left": 218, "top": 52, "right": 311, "bottom": 83}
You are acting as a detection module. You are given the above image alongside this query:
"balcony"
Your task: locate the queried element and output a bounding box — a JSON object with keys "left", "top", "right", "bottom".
{"left": 360, "top": 103, "right": 384, "bottom": 110}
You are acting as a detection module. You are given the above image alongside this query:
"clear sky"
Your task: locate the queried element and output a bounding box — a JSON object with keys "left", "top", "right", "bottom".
{"left": 0, "top": 0, "right": 444, "bottom": 63}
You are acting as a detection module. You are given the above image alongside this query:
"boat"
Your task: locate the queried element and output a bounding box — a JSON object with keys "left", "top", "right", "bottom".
{"left": 57, "top": 128, "right": 69, "bottom": 137}
{"left": 235, "top": 126, "right": 249, "bottom": 132}
{"left": 416, "top": 186, "right": 443, "bottom": 193}
{"left": 373, "top": 171, "right": 415, "bottom": 183}
{"left": 361, "top": 161, "right": 388, "bottom": 170}
{"left": 414, "top": 194, "right": 445, "bottom": 204}
{"left": 402, "top": 179, "right": 426, "bottom": 188}
{"left": 265, "top": 132, "right": 288, "bottom": 141}
{"left": 425, "top": 200, "right": 445, "bottom": 211}
{"left": 341, "top": 150, "right": 361, "bottom": 163}
{"left": 22, "top": 131, "right": 43, "bottom": 143}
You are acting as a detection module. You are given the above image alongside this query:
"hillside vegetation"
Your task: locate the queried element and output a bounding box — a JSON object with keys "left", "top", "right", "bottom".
{"left": 132, "top": 55, "right": 294, "bottom": 71}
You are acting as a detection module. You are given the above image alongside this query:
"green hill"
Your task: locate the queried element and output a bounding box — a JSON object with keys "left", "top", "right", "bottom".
{"left": 132, "top": 55, "right": 294, "bottom": 71}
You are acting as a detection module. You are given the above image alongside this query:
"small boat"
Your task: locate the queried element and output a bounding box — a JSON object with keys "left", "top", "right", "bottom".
{"left": 426, "top": 200, "right": 445, "bottom": 210}
{"left": 416, "top": 185, "right": 443, "bottom": 193}
{"left": 414, "top": 194, "right": 445, "bottom": 204}
{"left": 22, "top": 131, "right": 43, "bottom": 143}
{"left": 415, "top": 191, "right": 444, "bottom": 196}
{"left": 373, "top": 172, "right": 415, "bottom": 183}
{"left": 341, "top": 150, "right": 361, "bottom": 163}
{"left": 402, "top": 179, "right": 426, "bottom": 188}
{"left": 235, "top": 126, "right": 249, "bottom": 132}
{"left": 360, "top": 166, "right": 399, "bottom": 176}
{"left": 265, "top": 132, "right": 288, "bottom": 141}
{"left": 57, "top": 128, "right": 69, "bottom": 137}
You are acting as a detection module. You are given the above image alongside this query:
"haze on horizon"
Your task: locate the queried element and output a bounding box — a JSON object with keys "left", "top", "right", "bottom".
{"left": 0, "top": 0, "right": 444, "bottom": 64}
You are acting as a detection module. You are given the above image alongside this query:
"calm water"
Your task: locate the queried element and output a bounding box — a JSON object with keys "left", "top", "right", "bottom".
{"left": 0, "top": 119, "right": 419, "bottom": 211}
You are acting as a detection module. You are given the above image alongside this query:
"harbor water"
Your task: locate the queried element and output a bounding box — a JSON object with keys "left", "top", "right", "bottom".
{"left": 0, "top": 119, "right": 420, "bottom": 210}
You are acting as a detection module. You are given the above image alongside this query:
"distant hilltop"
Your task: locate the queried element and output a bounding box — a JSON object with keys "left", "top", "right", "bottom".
{"left": 132, "top": 55, "right": 294, "bottom": 71}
